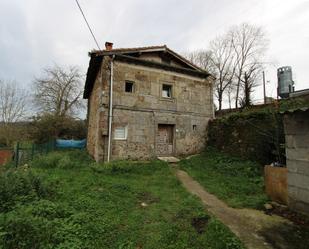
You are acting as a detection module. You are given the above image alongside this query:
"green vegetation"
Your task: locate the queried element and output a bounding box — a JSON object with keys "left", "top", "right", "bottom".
{"left": 208, "top": 108, "right": 285, "bottom": 165}
{"left": 210, "top": 98, "right": 309, "bottom": 165}
{"left": 179, "top": 148, "right": 268, "bottom": 209}
{"left": 0, "top": 151, "right": 244, "bottom": 249}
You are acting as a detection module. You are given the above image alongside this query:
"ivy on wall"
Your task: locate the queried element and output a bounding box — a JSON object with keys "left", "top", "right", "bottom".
{"left": 207, "top": 109, "right": 285, "bottom": 166}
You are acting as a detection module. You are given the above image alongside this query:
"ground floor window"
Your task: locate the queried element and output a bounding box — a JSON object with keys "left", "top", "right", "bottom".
{"left": 114, "top": 126, "right": 127, "bottom": 140}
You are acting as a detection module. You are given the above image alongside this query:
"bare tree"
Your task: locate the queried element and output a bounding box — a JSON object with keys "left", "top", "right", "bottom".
{"left": 229, "top": 23, "right": 268, "bottom": 108}
{"left": 184, "top": 50, "right": 213, "bottom": 71}
{"left": 239, "top": 61, "right": 264, "bottom": 107}
{"left": 34, "top": 65, "right": 84, "bottom": 117}
{"left": 208, "top": 35, "right": 238, "bottom": 110}
{"left": 185, "top": 44, "right": 237, "bottom": 110}
{"left": 0, "top": 80, "right": 29, "bottom": 146}
{"left": 226, "top": 82, "right": 235, "bottom": 110}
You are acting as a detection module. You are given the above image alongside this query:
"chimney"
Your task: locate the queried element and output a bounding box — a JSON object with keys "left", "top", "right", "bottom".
{"left": 105, "top": 42, "right": 113, "bottom": 51}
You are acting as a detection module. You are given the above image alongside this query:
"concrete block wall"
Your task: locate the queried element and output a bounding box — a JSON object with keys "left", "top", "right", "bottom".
{"left": 284, "top": 110, "right": 309, "bottom": 214}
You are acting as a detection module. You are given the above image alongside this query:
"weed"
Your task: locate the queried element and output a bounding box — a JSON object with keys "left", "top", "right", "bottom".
{"left": 31, "top": 150, "right": 92, "bottom": 169}
{"left": 0, "top": 169, "right": 53, "bottom": 212}
{"left": 179, "top": 148, "right": 268, "bottom": 209}
{"left": 0, "top": 151, "right": 245, "bottom": 249}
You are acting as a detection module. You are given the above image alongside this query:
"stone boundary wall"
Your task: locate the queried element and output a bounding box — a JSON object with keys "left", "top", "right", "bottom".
{"left": 207, "top": 111, "right": 285, "bottom": 165}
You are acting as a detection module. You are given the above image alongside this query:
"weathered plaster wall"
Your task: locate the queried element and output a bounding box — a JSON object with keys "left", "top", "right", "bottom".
{"left": 284, "top": 110, "right": 309, "bottom": 214}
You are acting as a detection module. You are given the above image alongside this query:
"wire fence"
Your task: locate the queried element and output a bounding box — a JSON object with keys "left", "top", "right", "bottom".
{"left": 14, "top": 140, "right": 56, "bottom": 167}
{"left": 1, "top": 139, "right": 86, "bottom": 167}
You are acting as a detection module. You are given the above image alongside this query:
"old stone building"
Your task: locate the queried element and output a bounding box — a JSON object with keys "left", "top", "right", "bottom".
{"left": 83, "top": 42, "right": 214, "bottom": 161}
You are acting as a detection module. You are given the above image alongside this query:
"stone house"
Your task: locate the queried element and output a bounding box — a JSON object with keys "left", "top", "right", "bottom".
{"left": 83, "top": 42, "right": 214, "bottom": 161}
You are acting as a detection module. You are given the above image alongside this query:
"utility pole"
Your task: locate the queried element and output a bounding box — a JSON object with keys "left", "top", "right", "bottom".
{"left": 263, "top": 71, "right": 266, "bottom": 104}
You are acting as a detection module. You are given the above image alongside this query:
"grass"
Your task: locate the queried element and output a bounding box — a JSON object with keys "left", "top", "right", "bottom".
{"left": 179, "top": 148, "right": 268, "bottom": 209}
{"left": 0, "top": 150, "right": 245, "bottom": 249}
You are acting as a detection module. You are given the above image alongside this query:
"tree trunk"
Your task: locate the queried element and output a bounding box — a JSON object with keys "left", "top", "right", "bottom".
{"left": 218, "top": 93, "right": 222, "bottom": 110}
{"left": 244, "top": 72, "right": 251, "bottom": 107}
{"left": 235, "top": 77, "right": 241, "bottom": 109}
{"left": 228, "top": 92, "right": 231, "bottom": 109}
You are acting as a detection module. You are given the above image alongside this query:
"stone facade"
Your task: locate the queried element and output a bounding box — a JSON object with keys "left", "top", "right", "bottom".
{"left": 85, "top": 48, "right": 213, "bottom": 161}
{"left": 284, "top": 109, "right": 309, "bottom": 214}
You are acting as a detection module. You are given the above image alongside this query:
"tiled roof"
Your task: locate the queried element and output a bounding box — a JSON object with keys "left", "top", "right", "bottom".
{"left": 90, "top": 45, "right": 167, "bottom": 55}
{"left": 83, "top": 45, "right": 211, "bottom": 99}
{"left": 89, "top": 45, "right": 201, "bottom": 71}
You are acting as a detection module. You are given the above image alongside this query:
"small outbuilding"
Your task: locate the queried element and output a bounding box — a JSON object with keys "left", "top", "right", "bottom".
{"left": 283, "top": 107, "right": 309, "bottom": 214}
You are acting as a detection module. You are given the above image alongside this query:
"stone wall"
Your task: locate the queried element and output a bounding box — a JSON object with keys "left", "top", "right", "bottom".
{"left": 207, "top": 111, "right": 285, "bottom": 165}
{"left": 111, "top": 108, "right": 210, "bottom": 160}
{"left": 284, "top": 110, "right": 309, "bottom": 214}
{"left": 86, "top": 59, "right": 110, "bottom": 161}
{"left": 87, "top": 56, "right": 213, "bottom": 161}
{"left": 112, "top": 61, "right": 213, "bottom": 115}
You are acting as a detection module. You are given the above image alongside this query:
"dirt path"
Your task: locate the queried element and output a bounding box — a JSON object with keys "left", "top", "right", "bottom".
{"left": 175, "top": 169, "right": 296, "bottom": 249}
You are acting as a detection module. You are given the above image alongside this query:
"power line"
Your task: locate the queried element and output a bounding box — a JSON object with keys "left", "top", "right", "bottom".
{"left": 75, "top": 0, "right": 101, "bottom": 50}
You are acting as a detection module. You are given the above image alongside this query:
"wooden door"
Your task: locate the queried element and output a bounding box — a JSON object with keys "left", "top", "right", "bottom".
{"left": 156, "top": 124, "right": 174, "bottom": 156}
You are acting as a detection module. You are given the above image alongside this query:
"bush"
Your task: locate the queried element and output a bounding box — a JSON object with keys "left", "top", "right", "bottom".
{"left": 31, "top": 150, "right": 92, "bottom": 169}
{"left": 29, "top": 114, "right": 87, "bottom": 144}
{"left": 31, "top": 153, "right": 63, "bottom": 168}
{"left": 0, "top": 169, "right": 53, "bottom": 213}
{"left": 0, "top": 201, "right": 83, "bottom": 249}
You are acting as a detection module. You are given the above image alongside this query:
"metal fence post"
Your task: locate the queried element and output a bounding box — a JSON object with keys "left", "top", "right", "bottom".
{"left": 15, "top": 142, "right": 19, "bottom": 167}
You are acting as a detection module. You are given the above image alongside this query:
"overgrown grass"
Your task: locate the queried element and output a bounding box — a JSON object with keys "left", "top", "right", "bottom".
{"left": 179, "top": 148, "right": 268, "bottom": 209}
{"left": 0, "top": 151, "right": 245, "bottom": 249}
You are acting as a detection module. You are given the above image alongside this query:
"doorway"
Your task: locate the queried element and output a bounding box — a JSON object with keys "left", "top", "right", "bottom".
{"left": 156, "top": 124, "right": 174, "bottom": 156}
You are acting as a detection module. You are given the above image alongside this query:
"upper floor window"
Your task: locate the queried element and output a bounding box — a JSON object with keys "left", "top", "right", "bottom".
{"left": 162, "top": 84, "right": 172, "bottom": 98}
{"left": 125, "top": 81, "right": 134, "bottom": 93}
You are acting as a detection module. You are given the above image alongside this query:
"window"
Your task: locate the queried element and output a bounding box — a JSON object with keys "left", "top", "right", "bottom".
{"left": 193, "top": 125, "right": 197, "bottom": 131}
{"left": 125, "top": 81, "right": 134, "bottom": 93}
{"left": 162, "top": 84, "right": 172, "bottom": 98}
{"left": 114, "top": 126, "right": 127, "bottom": 140}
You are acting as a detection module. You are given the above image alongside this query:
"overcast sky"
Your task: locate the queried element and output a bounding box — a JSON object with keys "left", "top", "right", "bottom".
{"left": 0, "top": 0, "right": 308, "bottom": 110}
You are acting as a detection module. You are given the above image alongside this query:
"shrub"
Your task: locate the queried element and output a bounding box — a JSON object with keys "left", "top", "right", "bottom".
{"left": 0, "top": 169, "right": 53, "bottom": 212}
{"left": 57, "top": 156, "right": 77, "bottom": 169}
{"left": 31, "top": 153, "right": 63, "bottom": 168}
{"left": 31, "top": 150, "right": 92, "bottom": 169}
{"left": 29, "top": 114, "right": 87, "bottom": 144}
{"left": 0, "top": 201, "right": 83, "bottom": 249}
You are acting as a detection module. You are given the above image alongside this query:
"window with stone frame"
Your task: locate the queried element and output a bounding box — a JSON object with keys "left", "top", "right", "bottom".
{"left": 125, "top": 81, "right": 134, "bottom": 93}
{"left": 162, "top": 84, "right": 172, "bottom": 98}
